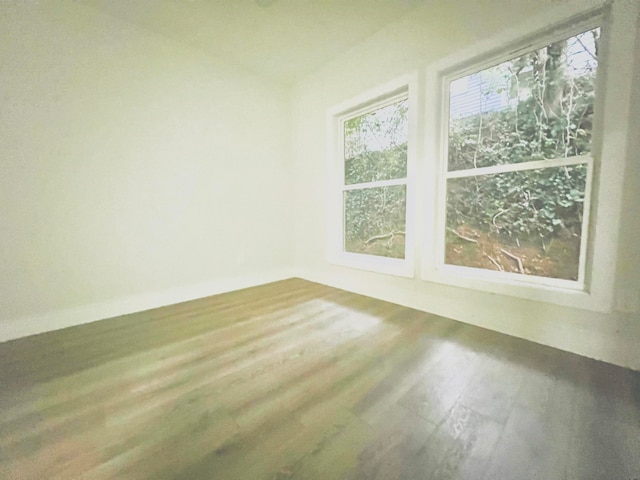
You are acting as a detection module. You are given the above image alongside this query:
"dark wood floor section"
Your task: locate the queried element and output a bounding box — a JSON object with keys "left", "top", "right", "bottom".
{"left": 1, "top": 278, "right": 639, "bottom": 479}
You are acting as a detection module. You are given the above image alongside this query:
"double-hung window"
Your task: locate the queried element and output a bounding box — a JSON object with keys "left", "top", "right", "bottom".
{"left": 438, "top": 23, "right": 601, "bottom": 290}
{"left": 330, "top": 86, "right": 413, "bottom": 276}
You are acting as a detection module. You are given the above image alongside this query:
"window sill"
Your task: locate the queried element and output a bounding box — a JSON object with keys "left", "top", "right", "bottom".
{"left": 328, "top": 251, "right": 414, "bottom": 278}
{"left": 421, "top": 263, "right": 612, "bottom": 313}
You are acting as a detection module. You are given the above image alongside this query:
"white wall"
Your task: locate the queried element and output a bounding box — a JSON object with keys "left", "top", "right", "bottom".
{"left": 0, "top": 2, "right": 292, "bottom": 340}
{"left": 292, "top": 0, "right": 640, "bottom": 370}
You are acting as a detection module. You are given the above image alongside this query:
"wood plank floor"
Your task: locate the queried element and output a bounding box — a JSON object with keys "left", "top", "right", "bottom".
{"left": 1, "top": 278, "right": 639, "bottom": 480}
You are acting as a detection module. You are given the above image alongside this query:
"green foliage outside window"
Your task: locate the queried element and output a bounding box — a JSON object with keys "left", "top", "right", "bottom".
{"left": 343, "top": 99, "right": 408, "bottom": 258}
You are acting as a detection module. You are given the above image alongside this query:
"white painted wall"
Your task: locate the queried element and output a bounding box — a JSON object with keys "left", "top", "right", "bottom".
{"left": 0, "top": 2, "right": 293, "bottom": 340}
{"left": 292, "top": 0, "right": 640, "bottom": 370}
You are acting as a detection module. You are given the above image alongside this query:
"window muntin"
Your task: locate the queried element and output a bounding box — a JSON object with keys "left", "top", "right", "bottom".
{"left": 341, "top": 96, "right": 408, "bottom": 259}
{"left": 442, "top": 27, "right": 599, "bottom": 284}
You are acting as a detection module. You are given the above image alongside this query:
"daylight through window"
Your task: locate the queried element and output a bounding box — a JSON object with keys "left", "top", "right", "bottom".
{"left": 342, "top": 95, "right": 408, "bottom": 259}
{"left": 443, "top": 27, "right": 600, "bottom": 283}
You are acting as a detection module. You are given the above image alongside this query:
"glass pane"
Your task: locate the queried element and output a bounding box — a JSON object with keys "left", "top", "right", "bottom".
{"left": 344, "top": 98, "right": 408, "bottom": 185}
{"left": 448, "top": 28, "right": 599, "bottom": 171}
{"left": 445, "top": 165, "right": 587, "bottom": 280}
{"left": 344, "top": 185, "right": 406, "bottom": 258}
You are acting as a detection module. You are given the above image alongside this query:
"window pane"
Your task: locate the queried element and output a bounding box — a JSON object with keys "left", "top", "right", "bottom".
{"left": 445, "top": 165, "right": 587, "bottom": 280}
{"left": 448, "top": 29, "right": 599, "bottom": 171}
{"left": 344, "top": 98, "right": 408, "bottom": 185}
{"left": 344, "top": 185, "right": 406, "bottom": 258}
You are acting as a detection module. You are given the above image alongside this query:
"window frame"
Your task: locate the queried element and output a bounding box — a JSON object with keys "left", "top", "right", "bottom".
{"left": 327, "top": 76, "right": 417, "bottom": 277}
{"left": 422, "top": 8, "right": 612, "bottom": 309}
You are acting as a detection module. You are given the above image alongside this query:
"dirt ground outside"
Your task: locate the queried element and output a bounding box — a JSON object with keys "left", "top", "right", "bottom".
{"left": 445, "top": 224, "right": 580, "bottom": 281}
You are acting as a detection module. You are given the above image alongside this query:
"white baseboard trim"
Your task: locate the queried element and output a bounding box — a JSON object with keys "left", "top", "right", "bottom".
{"left": 1, "top": 268, "right": 296, "bottom": 343}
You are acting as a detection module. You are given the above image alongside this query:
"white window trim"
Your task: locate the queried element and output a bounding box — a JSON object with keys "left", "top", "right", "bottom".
{"left": 422, "top": 6, "right": 619, "bottom": 312}
{"left": 326, "top": 74, "right": 418, "bottom": 278}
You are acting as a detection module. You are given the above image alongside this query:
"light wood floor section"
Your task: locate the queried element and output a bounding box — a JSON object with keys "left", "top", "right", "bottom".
{"left": 1, "top": 278, "right": 639, "bottom": 479}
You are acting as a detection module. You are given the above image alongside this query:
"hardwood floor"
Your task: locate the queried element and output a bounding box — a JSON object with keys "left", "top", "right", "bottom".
{"left": 1, "top": 278, "right": 639, "bottom": 479}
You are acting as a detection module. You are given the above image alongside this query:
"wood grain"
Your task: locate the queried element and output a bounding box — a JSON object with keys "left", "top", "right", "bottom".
{"left": 0, "top": 278, "right": 639, "bottom": 479}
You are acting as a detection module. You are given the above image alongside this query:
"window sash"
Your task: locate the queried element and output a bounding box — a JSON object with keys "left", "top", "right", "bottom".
{"left": 438, "top": 160, "right": 594, "bottom": 289}
{"left": 340, "top": 92, "right": 409, "bottom": 188}
{"left": 443, "top": 151, "right": 593, "bottom": 289}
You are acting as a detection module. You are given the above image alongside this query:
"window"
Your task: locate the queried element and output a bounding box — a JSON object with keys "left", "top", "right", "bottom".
{"left": 439, "top": 25, "right": 601, "bottom": 289}
{"left": 329, "top": 84, "right": 413, "bottom": 276}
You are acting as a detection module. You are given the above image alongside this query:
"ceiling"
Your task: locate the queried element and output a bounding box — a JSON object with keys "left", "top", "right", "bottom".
{"left": 84, "top": 0, "right": 424, "bottom": 85}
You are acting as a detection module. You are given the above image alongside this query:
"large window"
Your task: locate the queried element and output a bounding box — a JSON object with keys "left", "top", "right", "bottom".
{"left": 340, "top": 94, "right": 409, "bottom": 261}
{"left": 440, "top": 26, "right": 600, "bottom": 288}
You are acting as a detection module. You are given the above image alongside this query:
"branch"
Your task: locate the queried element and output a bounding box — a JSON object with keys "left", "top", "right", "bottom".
{"left": 575, "top": 104, "right": 591, "bottom": 134}
{"left": 500, "top": 248, "right": 524, "bottom": 274}
{"left": 484, "top": 253, "right": 503, "bottom": 271}
{"left": 565, "top": 76, "right": 575, "bottom": 158}
{"left": 473, "top": 109, "right": 483, "bottom": 169}
{"left": 509, "top": 66, "right": 520, "bottom": 134}
{"left": 364, "top": 231, "right": 405, "bottom": 246}
{"left": 447, "top": 228, "right": 478, "bottom": 244}
{"left": 492, "top": 209, "right": 509, "bottom": 229}
{"left": 576, "top": 36, "right": 597, "bottom": 61}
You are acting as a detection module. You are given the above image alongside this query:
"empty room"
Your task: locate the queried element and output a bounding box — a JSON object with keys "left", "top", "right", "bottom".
{"left": 1, "top": 0, "right": 640, "bottom": 478}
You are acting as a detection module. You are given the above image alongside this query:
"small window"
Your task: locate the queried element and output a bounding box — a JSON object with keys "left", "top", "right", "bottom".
{"left": 441, "top": 27, "right": 600, "bottom": 287}
{"left": 341, "top": 95, "right": 409, "bottom": 259}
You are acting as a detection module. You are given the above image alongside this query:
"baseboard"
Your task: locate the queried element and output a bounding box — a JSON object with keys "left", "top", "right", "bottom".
{"left": 0, "top": 268, "right": 296, "bottom": 343}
